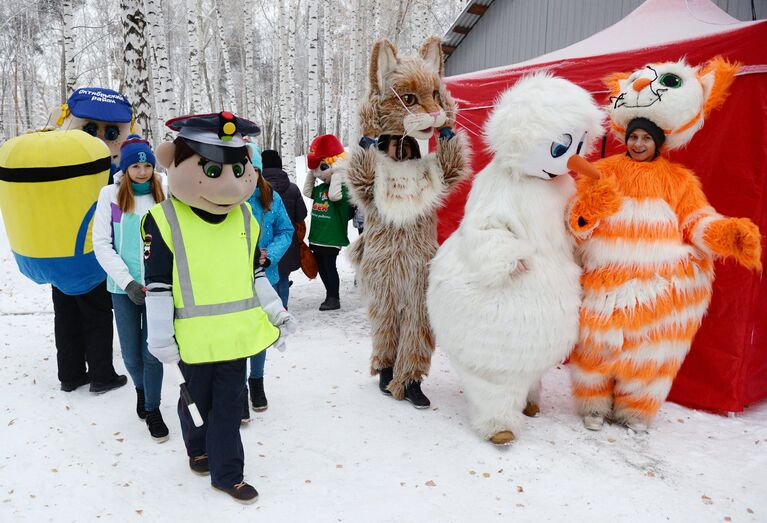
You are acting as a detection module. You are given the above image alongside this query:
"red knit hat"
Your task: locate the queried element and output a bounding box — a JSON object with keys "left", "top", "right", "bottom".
{"left": 307, "top": 134, "right": 345, "bottom": 169}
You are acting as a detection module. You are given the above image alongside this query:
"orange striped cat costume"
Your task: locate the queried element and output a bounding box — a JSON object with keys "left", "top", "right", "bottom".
{"left": 567, "top": 57, "right": 762, "bottom": 430}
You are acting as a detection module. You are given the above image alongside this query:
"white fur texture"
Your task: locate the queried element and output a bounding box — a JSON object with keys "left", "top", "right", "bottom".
{"left": 427, "top": 76, "right": 604, "bottom": 440}
{"left": 372, "top": 152, "right": 445, "bottom": 227}
{"left": 485, "top": 74, "right": 605, "bottom": 174}
{"left": 428, "top": 162, "right": 583, "bottom": 439}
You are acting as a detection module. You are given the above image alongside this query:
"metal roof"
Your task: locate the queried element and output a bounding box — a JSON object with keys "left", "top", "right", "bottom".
{"left": 442, "top": 0, "right": 496, "bottom": 60}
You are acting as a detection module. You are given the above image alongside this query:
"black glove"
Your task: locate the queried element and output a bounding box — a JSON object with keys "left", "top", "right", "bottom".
{"left": 125, "top": 280, "right": 146, "bottom": 306}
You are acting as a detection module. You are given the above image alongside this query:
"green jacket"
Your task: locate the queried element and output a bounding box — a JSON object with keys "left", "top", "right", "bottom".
{"left": 308, "top": 182, "right": 350, "bottom": 248}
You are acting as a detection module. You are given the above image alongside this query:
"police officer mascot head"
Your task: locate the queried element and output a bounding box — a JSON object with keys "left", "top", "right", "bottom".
{"left": 156, "top": 112, "right": 259, "bottom": 213}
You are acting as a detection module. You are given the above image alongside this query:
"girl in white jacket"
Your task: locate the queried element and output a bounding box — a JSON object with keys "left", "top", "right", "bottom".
{"left": 93, "top": 135, "right": 168, "bottom": 442}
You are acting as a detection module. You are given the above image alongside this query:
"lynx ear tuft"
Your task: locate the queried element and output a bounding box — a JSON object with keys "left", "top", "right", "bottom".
{"left": 419, "top": 36, "right": 444, "bottom": 77}
{"left": 369, "top": 39, "right": 399, "bottom": 95}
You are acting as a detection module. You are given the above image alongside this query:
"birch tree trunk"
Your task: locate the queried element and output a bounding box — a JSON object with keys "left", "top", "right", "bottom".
{"left": 307, "top": 0, "right": 319, "bottom": 142}
{"left": 214, "top": 0, "right": 237, "bottom": 113}
{"left": 242, "top": 8, "right": 257, "bottom": 119}
{"left": 62, "top": 0, "right": 77, "bottom": 97}
{"left": 321, "top": 0, "right": 336, "bottom": 136}
{"left": 348, "top": 0, "right": 366, "bottom": 142}
{"left": 410, "top": 0, "right": 430, "bottom": 51}
{"left": 146, "top": 0, "right": 175, "bottom": 140}
{"left": 278, "top": 0, "right": 297, "bottom": 180}
{"left": 121, "top": 0, "right": 153, "bottom": 143}
{"left": 185, "top": 0, "right": 204, "bottom": 112}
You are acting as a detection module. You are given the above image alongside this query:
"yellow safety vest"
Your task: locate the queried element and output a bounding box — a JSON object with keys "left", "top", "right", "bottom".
{"left": 148, "top": 198, "right": 279, "bottom": 364}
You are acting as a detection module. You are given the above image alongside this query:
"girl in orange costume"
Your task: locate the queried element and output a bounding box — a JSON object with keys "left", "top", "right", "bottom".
{"left": 568, "top": 57, "right": 762, "bottom": 432}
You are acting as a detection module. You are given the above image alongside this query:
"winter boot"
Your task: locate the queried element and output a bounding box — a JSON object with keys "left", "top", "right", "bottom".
{"left": 248, "top": 378, "right": 268, "bottom": 411}
{"left": 189, "top": 454, "right": 210, "bottom": 476}
{"left": 583, "top": 411, "right": 605, "bottom": 431}
{"left": 136, "top": 388, "right": 147, "bottom": 420}
{"left": 213, "top": 481, "right": 259, "bottom": 504}
{"left": 626, "top": 420, "right": 649, "bottom": 434}
{"left": 490, "top": 431, "right": 515, "bottom": 446}
{"left": 319, "top": 297, "right": 340, "bottom": 311}
{"left": 523, "top": 401, "right": 540, "bottom": 417}
{"left": 403, "top": 381, "right": 431, "bottom": 409}
{"left": 60, "top": 374, "right": 90, "bottom": 392}
{"left": 89, "top": 374, "right": 128, "bottom": 394}
{"left": 378, "top": 368, "right": 393, "bottom": 396}
{"left": 145, "top": 409, "right": 169, "bottom": 443}
{"left": 241, "top": 392, "right": 251, "bottom": 423}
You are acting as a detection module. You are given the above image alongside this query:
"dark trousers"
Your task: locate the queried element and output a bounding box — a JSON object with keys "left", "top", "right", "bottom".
{"left": 311, "top": 245, "right": 340, "bottom": 299}
{"left": 178, "top": 358, "right": 247, "bottom": 489}
{"left": 51, "top": 281, "right": 117, "bottom": 384}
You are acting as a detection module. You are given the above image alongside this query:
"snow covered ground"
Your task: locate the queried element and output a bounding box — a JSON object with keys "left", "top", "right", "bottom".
{"left": 1, "top": 215, "right": 766, "bottom": 523}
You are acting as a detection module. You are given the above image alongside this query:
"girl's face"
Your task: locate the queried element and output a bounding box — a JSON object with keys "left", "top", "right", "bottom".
{"left": 127, "top": 162, "right": 153, "bottom": 183}
{"left": 627, "top": 129, "right": 657, "bottom": 162}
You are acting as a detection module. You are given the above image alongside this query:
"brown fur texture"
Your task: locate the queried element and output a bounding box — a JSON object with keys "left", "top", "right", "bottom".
{"left": 347, "top": 37, "right": 469, "bottom": 399}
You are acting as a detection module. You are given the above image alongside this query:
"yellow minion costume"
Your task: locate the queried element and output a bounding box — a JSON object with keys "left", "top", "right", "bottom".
{"left": 0, "top": 127, "right": 127, "bottom": 392}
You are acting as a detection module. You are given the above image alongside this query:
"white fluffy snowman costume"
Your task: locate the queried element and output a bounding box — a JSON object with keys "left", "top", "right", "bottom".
{"left": 427, "top": 74, "right": 604, "bottom": 444}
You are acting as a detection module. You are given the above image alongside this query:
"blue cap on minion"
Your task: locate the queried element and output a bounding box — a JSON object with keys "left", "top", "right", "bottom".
{"left": 119, "top": 135, "right": 156, "bottom": 173}
{"left": 66, "top": 87, "right": 133, "bottom": 123}
{"left": 246, "top": 142, "right": 262, "bottom": 172}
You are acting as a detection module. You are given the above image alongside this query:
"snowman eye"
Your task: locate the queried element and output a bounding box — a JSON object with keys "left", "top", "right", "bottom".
{"left": 550, "top": 134, "right": 573, "bottom": 158}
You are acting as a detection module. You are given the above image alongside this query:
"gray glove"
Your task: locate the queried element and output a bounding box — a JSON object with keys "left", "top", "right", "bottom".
{"left": 125, "top": 280, "right": 146, "bottom": 306}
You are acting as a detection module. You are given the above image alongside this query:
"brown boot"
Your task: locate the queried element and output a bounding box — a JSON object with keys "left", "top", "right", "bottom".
{"left": 213, "top": 481, "right": 259, "bottom": 504}
{"left": 189, "top": 454, "right": 210, "bottom": 476}
{"left": 523, "top": 401, "right": 540, "bottom": 417}
{"left": 489, "top": 431, "right": 515, "bottom": 446}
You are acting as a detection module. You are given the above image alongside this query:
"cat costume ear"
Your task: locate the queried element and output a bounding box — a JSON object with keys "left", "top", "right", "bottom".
{"left": 697, "top": 56, "right": 738, "bottom": 118}
{"left": 369, "top": 39, "right": 399, "bottom": 95}
{"left": 419, "top": 36, "right": 445, "bottom": 77}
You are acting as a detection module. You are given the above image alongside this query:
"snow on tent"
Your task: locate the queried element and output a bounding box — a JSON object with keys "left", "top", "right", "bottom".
{"left": 436, "top": 0, "right": 767, "bottom": 414}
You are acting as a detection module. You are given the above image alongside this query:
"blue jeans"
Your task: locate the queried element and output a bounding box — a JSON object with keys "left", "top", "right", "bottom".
{"left": 249, "top": 350, "right": 266, "bottom": 379}
{"left": 247, "top": 277, "right": 287, "bottom": 379}
{"left": 274, "top": 274, "right": 290, "bottom": 309}
{"left": 112, "top": 293, "right": 163, "bottom": 411}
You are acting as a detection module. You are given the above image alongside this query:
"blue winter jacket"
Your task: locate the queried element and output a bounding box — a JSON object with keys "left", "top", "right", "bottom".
{"left": 247, "top": 188, "right": 294, "bottom": 285}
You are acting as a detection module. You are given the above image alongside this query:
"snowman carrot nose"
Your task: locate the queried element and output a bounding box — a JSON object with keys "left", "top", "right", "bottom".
{"left": 567, "top": 154, "right": 601, "bottom": 179}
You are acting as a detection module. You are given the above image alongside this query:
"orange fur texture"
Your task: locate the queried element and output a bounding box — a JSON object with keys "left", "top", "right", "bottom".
{"left": 568, "top": 153, "right": 762, "bottom": 426}
{"left": 603, "top": 71, "right": 630, "bottom": 99}
{"left": 698, "top": 56, "right": 740, "bottom": 118}
{"left": 704, "top": 218, "right": 763, "bottom": 271}
{"left": 569, "top": 175, "right": 622, "bottom": 232}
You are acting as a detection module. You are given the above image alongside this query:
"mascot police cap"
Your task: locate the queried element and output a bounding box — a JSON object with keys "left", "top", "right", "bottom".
{"left": 166, "top": 112, "right": 261, "bottom": 163}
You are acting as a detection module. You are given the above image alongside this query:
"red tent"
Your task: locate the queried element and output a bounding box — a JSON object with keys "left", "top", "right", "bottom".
{"left": 437, "top": 0, "right": 767, "bottom": 413}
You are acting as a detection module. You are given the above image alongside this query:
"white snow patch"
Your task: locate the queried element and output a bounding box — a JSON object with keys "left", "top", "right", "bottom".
{"left": 0, "top": 214, "right": 765, "bottom": 521}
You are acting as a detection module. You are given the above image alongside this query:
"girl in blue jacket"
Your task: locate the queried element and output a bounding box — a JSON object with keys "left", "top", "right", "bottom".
{"left": 244, "top": 142, "right": 294, "bottom": 416}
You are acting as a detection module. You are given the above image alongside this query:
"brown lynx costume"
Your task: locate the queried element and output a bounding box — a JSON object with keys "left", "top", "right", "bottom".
{"left": 346, "top": 37, "right": 469, "bottom": 406}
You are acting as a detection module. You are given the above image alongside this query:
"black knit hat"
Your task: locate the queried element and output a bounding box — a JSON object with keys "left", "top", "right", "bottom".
{"left": 262, "top": 149, "right": 283, "bottom": 169}
{"left": 625, "top": 117, "right": 666, "bottom": 151}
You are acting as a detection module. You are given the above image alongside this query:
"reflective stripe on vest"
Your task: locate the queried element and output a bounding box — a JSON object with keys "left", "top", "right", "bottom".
{"left": 160, "top": 199, "right": 259, "bottom": 319}
{"left": 150, "top": 198, "right": 280, "bottom": 364}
